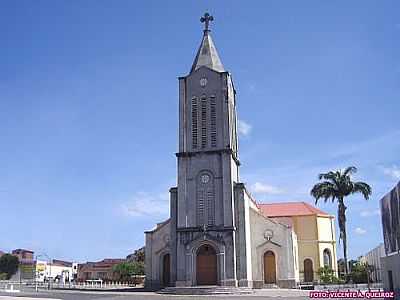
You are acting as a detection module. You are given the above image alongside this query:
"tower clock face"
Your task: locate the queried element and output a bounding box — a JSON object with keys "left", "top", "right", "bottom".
{"left": 200, "top": 77, "right": 208, "bottom": 87}
{"left": 201, "top": 174, "right": 210, "bottom": 183}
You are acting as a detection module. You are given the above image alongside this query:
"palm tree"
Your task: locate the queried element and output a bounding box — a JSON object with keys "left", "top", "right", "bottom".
{"left": 310, "top": 166, "right": 371, "bottom": 276}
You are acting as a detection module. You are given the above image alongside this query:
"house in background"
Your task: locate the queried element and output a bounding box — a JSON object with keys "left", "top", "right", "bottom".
{"left": 77, "top": 259, "right": 125, "bottom": 282}
{"left": 36, "top": 259, "right": 78, "bottom": 283}
{"left": 10, "top": 249, "right": 35, "bottom": 281}
{"left": 51, "top": 259, "right": 78, "bottom": 283}
{"left": 12, "top": 249, "right": 34, "bottom": 261}
{"left": 359, "top": 243, "right": 384, "bottom": 283}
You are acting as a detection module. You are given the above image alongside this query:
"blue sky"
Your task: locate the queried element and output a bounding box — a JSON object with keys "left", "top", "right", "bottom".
{"left": 0, "top": 1, "right": 399, "bottom": 263}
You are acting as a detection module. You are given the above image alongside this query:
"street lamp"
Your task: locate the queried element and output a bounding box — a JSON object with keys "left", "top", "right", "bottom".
{"left": 35, "top": 253, "right": 51, "bottom": 292}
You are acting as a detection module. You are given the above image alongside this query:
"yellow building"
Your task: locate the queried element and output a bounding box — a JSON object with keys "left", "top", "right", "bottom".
{"left": 258, "top": 202, "right": 337, "bottom": 283}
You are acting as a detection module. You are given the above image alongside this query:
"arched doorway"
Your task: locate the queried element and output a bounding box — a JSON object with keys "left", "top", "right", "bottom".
{"left": 263, "top": 251, "right": 276, "bottom": 284}
{"left": 196, "top": 244, "right": 217, "bottom": 285}
{"left": 304, "top": 259, "right": 314, "bottom": 282}
{"left": 162, "top": 254, "right": 170, "bottom": 287}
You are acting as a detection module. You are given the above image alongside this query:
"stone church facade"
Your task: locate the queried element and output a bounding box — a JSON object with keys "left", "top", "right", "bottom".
{"left": 145, "top": 14, "right": 336, "bottom": 289}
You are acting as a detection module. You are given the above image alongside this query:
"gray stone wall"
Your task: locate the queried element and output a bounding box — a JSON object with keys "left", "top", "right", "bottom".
{"left": 233, "top": 183, "right": 299, "bottom": 288}
{"left": 176, "top": 152, "right": 235, "bottom": 228}
{"left": 248, "top": 199, "right": 299, "bottom": 288}
{"left": 381, "top": 253, "right": 400, "bottom": 292}
{"left": 144, "top": 220, "right": 171, "bottom": 289}
{"left": 233, "top": 183, "right": 253, "bottom": 287}
{"left": 178, "top": 67, "right": 238, "bottom": 155}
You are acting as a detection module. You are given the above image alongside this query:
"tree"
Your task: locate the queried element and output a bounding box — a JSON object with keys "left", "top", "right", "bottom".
{"left": 133, "top": 247, "right": 145, "bottom": 263}
{"left": 348, "top": 259, "right": 358, "bottom": 273}
{"left": 127, "top": 247, "right": 145, "bottom": 263}
{"left": 337, "top": 259, "right": 346, "bottom": 278}
{"left": 112, "top": 261, "right": 144, "bottom": 281}
{"left": 310, "top": 166, "right": 371, "bottom": 276}
{"left": 0, "top": 254, "right": 19, "bottom": 279}
{"left": 349, "top": 262, "right": 369, "bottom": 284}
{"left": 317, "top": 266, "right": 343, "bottom": 284}
{"left": 131, "top": 261, "right": 144, "bottom": 275}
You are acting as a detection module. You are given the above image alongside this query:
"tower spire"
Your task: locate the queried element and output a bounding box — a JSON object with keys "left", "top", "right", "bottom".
{"left": 190, "top": 13, "right": 225, "bottom": 73}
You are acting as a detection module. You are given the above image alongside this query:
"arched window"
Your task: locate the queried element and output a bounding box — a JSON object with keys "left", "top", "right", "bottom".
{"left": 196, "top": 171, "right": 215, "bottom": 226}
{"left": 323, "top": 249, "right": 332, "bottom": 268}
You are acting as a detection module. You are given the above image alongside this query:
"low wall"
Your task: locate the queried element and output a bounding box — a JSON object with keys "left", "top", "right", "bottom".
{"left": 314, "top": 283, "right": 383, "bottom": 290}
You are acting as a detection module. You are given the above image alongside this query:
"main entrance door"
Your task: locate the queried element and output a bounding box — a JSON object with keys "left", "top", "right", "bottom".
{"left": 304, "top": 259, "right": 314, "bottom": 282}
{"left": 196, "top": 244, "right": 217, "bottom": 285}
{"left": 162, "top": 254, "right": 170, "bottom": 286}
{"left": 264, "top": 251, "right": 276, "bottom": 284}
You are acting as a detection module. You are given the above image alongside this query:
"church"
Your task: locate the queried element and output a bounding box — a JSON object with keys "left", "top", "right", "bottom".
{"left": 145, "top": 13, "right": 337, "bottom": 289}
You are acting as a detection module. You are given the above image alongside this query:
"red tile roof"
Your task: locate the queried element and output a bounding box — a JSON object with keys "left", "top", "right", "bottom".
{"left": 78, "top": 258, "right": 125, "bottom": 271}
{"left": 52, "top": 259, "right": 72, "bottom": 267}
{"left": 258, "top": 201, "right": 331, "bottom": 217}
{"left": 12, "top": 249, "right": 34, "bottom": 254}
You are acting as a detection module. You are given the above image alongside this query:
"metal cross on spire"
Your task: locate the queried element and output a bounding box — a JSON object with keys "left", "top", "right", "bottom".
{"left": 200, "top": 12, "right": 214, "bottom": 33}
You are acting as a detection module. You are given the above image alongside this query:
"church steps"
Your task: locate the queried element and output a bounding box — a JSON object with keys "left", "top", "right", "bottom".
{"left": 158, "top": 286, "right": 254, "bottom": 295}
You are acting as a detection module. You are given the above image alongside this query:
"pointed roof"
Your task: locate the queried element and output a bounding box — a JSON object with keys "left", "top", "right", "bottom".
{"left": 257, "top": 201, "right": 331, "bottom": 218}
{"left": 190, "top": 14, "right": 225, "bottom": 73}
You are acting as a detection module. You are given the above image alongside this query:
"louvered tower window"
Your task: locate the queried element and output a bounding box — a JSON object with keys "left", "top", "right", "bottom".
{"left": 191, "top": 97, "right": 198, "bottom": 149}
{"left": 201, "top": 95, "right": 207, "bottom": 148}
{"left": 210, "top": 96, "right": 217, "bottom": 147}
{"left": 196, "top": 172, "right": 215, "bottom": 226}
{"left": 207, "top": 190, "right": 215, "bottom": 225}
{"left": 197, "top": 189, "right": 205, "bottom": 225}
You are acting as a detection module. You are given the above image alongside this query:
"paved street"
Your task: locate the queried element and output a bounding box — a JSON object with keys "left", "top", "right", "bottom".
{"left": 0, "top": 288, "right": 315, "bottom": 300}
{"left": 2, "top": 288, "right": 384, "bottom": 300}
{"left": 1, "top": 286, "right": 395, "bottom": 300}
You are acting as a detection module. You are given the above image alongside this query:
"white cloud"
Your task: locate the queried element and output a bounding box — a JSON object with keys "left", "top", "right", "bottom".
{"left": 238, "top": 120, "right": 252, "bottom": 137}
{"left": 360, "top": 209, "right": 380, "bottom": 217}
{"left": 382, "top": 165, "right": 400, "bottom": 179}
{"left": 250, "top": 182, "right": 284, "bottom": 195}
{"left": 354, "top": 227, "right": 367, "bottom": 235}
{"left": 120, "top": 191, "right": 169, "bottom": 217}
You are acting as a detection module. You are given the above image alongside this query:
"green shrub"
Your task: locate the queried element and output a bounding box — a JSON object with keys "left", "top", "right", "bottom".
{"left": 112, "top": 261, "right": 145, "bottom": 281}
{"left": 349, "top": 262, "right": 369, "bottom": 283}
{"left": 317, "top": 266, "right": 342, "bottom": 284}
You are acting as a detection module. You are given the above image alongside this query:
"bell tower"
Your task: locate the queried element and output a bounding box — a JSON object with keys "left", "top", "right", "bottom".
{"left": 170, "top": 13, "right": 241, "bottom": 287}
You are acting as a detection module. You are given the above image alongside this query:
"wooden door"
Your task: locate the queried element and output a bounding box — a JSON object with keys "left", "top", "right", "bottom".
{"left": 264, "top": 251, "right": 276, "bottom": 284}
{"left": 162, "top": 254, "right": 170, "bottom": 286}
{"left": 304, "top": 259, "right": 314, "bottom": 282}
{"left": 196, "top": 244, "right": 217, "bottom": 285}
